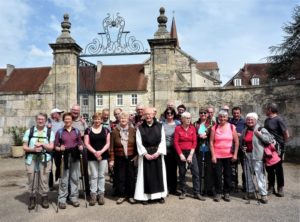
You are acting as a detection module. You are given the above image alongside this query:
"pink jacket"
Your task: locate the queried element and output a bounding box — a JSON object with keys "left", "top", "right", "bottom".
{"left": 264, "top": 143, "right": 281, "bottom": 166}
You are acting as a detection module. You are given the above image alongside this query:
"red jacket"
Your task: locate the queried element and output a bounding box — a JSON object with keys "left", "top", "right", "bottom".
{"left": 174, "top": 125, "right": 197, "bottom": 155}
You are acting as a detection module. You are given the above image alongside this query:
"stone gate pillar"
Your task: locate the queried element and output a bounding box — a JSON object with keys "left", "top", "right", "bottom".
{"left": 148, "top": 7, "right": 177, "bottom": 114}
{"left": 49, "top": 14, "right": 82, "bottom": 111}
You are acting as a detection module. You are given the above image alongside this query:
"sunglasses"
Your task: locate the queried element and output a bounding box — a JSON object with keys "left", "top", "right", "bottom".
{"left": 167, "top": 112, "right": 173, "bottom": 115}
{"left": 199, "top": 112, "right": 207, "bottom": 114}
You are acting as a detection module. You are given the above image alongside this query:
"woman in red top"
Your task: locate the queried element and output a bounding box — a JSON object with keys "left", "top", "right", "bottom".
{"left": 210, "top": 110, "right": 239, "bottom": 202}
{"left": 174, "top": 112, "right": 205, "bottom": 201}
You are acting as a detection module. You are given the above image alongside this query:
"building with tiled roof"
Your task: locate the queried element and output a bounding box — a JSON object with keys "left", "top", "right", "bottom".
{"left": 224, "top": 63, "right": 270, "bottom": 87}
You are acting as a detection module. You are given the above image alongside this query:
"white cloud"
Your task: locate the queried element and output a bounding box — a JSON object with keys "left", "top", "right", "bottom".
{"left": 50, "top": 0, "right": 87, "bottom": 13}
{"left": 0, "top": 0, "right": 31, "bottom": 67}
{"left": 29, "top": 45, "right": 52, "bottom": 57}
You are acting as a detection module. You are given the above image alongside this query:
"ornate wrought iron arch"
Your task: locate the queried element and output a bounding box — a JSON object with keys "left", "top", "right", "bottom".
{"left": 80, "top": 13, "right": 150, "bottom": 57}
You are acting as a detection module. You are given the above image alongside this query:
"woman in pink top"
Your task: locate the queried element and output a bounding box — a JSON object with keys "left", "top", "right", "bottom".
{"left": 210, "top": 110, "right": 239, "bottom": 202}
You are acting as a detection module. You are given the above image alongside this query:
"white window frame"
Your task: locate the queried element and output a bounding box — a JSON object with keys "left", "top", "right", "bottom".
{"left": 251, "top": 77, "right": 260, "bottom": 86}
{"left": 82, "top": 95, "right": 89, "bottom": 106}
{"left": 96, "top": 94, "right": 103, "bottom": 106}
{"left": 116, "top": 94, "right": 123, "bottom": 106}
{"left": 234, "top": 78, "right": 242, "bottom": 86}
{"left": 131, "top": 94, "right": 138, "bottom": 106}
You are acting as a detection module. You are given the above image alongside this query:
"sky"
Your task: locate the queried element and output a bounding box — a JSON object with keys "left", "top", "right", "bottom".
{"left": 0, "top": 0, "right": 298, "bottom": 85}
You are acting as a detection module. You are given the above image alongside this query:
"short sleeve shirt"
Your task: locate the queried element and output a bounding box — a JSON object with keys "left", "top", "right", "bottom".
{"left": 22, "top": 127, "right": 55, "bottom": 165}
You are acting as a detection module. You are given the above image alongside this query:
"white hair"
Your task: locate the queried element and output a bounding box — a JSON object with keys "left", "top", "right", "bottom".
{"left": 246, "top": 112, "right": 258, "bottom": 121}
{"left": 181, "top": 111, "right": 191, "bottom": 118}
{"left": 218, "top": 110, "right": 228, "bottom": 117}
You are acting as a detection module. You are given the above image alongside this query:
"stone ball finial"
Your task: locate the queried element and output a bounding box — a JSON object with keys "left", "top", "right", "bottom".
{"left": 61, "top": 13, "right": 71, "bottom": 33}
{"left": 157, "top": 7, "right": 167, "bottom": 28}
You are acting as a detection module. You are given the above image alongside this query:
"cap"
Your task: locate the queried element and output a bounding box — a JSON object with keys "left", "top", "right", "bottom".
{"left": 51, "top": 108, "right": 64, "bottom": 114}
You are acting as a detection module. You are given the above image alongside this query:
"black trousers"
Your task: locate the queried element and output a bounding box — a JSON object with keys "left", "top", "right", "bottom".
{"left": 266, "top": 152, "right": 284, "bottom": 188}
{"left": 114, "top": 156, "right": 136, "bottom": 197}
{"left": 213, "top": 158, "right": 232, "bottom": 194}
{"left": 197, "top": 151, "right": 214, "bottom": 195}
{"left": 164, "top": 147, "right": 178, "bottom": 193}
{"left": 178, "top": 150, "right": 200, "bottom": 194}
{"left": 82, "top": 148, "right": 90, "bottom": 197}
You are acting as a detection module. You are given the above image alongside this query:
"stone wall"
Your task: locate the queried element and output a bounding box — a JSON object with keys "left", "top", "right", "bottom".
{"left": 0, "top": 92, "right": 54, "bottom": 155}
{"left": 175, "top": 80, "right": 300, "bottom": 158}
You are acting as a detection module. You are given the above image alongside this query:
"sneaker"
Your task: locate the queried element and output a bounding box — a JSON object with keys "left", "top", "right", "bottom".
{"left": 224, "top": 193, "right": 231, "bottom": 202}
{"left": 128, "top": 198, "right": 136, "bottom": 204}
{"left": 89, "top": 193, "right": 97, "bottom": 206}
{"left": 179, "top": 193, "right": 186, "bottom": 199}
{"left": 213, "top": 194, "right": 221, "bottom": 202}
{"left": 116, "top": 197, "right": 126, "bottom": 205}
{"left": 71, "top": 200, "right": 80, "bottom": 207}
{"left": 194, "top": 194, "right": 206, "bottom": 201}
{"left": 58, "top": 202, "right": 66, "bottom": 209}
{"left": 28, "top": 196, "right": 36, "bottom": 210}
{"left": 159, "top": 198, "right": 165, "bottom": 204}
{"left": 98, "top": 194, "right": 105, "bottom": 205}
{"left": 267, "top": 186, "right": 275, "bottom": 195}
{"left": 41, "top": 196, "right": 49, "bottom": 209}
{"left": 261, "top": 195, "right": 268, "bottom": 204}
{"left": 277, "top": 187, "right": 284, "bottom": 197}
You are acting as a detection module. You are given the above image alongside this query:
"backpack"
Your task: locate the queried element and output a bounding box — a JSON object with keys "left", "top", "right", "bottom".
{"left": 28, "top": 126, "right": 52, "bottom": 146}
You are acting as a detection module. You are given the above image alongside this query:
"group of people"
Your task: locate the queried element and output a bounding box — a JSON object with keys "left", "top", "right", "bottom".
{"left": 22, "top": 101, "right": 289, "bottom": 210}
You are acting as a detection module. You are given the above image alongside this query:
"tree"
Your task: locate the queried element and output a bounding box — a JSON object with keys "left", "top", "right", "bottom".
{"left": 267, "top": 5, "right": 300, "bottom": 80}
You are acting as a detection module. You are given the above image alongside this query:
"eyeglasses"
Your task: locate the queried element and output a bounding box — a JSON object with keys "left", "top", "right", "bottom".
{"left": 167, "top": 112, "right": 173, "bottom": 115}
{"left": 199, "top": 112, "right": 207, "bottom": 115}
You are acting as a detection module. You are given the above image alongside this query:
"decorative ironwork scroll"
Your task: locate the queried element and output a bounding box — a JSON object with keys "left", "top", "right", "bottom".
{"left": 81, "top": 13, "right": 150, "bottom": 57}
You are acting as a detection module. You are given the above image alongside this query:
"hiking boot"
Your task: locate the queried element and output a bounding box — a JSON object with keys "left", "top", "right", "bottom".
{"left": 224, "top": 193, "right": 231, "bottom": 202}
{"left": 71, "top": 200, "right": 80, "bottom": 207}
{"left": 41, "top": 196, "right": 49, "bottom": 209}
{"left": 179, "top": 193, "right": 186, "bottom": 199}
{"left": 243, "top": 193, "right": 255, "bottom": 200}
{"left": 213, "top": 194, "right": 221, "bottom": 202}
{"left": 28, "top": 196, "right": 36, "bottom": 210}
{"left": 277, "top": 187, "right": 284, "bottom": 197}
{"left": 194, "top": 194, "right": 206, "bottom": 201}
{"left": 267, "top": 186, "right": 275, "bottom": 195}
{"left": 141, "top": 200, "right": 148, "bottom": 205}
{"left": 159, "top": 198, "right": 165, "bottom": 204}
{"left": 116, "top": 197, "right": 126, "bottom": 205}
{"left": 128, "top": 198, "right": 136, "bottom": 204}
{"left": 58, "top": 202, "right": 66, "bottom": 209}
{"left": 98, "top": 194, "right": 105, "bottom": 205}
{"left": 261, "top": 195, "right": 268, "bottom": 204}
{"left": 89, "top": 193, "right": 97, "bottom": 206}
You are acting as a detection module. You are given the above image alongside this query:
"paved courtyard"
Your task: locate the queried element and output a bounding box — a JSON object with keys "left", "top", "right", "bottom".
{"left": 0, "top": 157, "right": 299, "bottom": 222}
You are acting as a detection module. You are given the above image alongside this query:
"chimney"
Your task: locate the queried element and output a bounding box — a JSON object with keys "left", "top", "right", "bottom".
{"left": 97, "top": 61, "right": 103, "bottom": 72}
{"left": 6, "top": 64, "right": 15, "bottom": 76}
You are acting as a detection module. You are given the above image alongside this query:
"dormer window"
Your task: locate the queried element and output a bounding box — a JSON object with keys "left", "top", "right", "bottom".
{"left": 234, "top": 78, "right": 242, "bottom": 86}
{"left": 251, "top": 76, "right": 260, "bottom": 86}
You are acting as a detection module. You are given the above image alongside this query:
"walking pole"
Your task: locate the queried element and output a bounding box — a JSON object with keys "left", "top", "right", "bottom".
{"left": 28, "top": 158, "right": 37, "bottom": 212}
{"left": 56, "top": 152, "right": 64, "bottom": 213}
{"left": 80, "top": 151, "right": 88, "bottom": 208}
{"left": 200, "top": 149, "right": 205, "bottom": 195}
{"left": 35, "top": 156, "right": 40, "bottom": 212}
{"left": 243, "top": 150, "right": 251, "bottom": 204}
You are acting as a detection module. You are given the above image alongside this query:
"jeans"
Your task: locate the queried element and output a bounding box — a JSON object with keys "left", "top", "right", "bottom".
{"left": 244, "top": 153, "right": 267, "bottom": 196}
{"left": 58, "top": 155, "right": 80, "bottom": 203}
{"left": 89, "top": 159, "right": 108, "bottom": 194}
{"left": 178, "top": 150, "right": 200, "bottom": 194}
{"left": 213, "top": 158, "right": 232, "bottom": 194}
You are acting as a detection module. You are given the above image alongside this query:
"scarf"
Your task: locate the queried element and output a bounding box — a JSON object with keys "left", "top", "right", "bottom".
{"left": 117, "top": 124, "right": 129, "bottom": 157}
